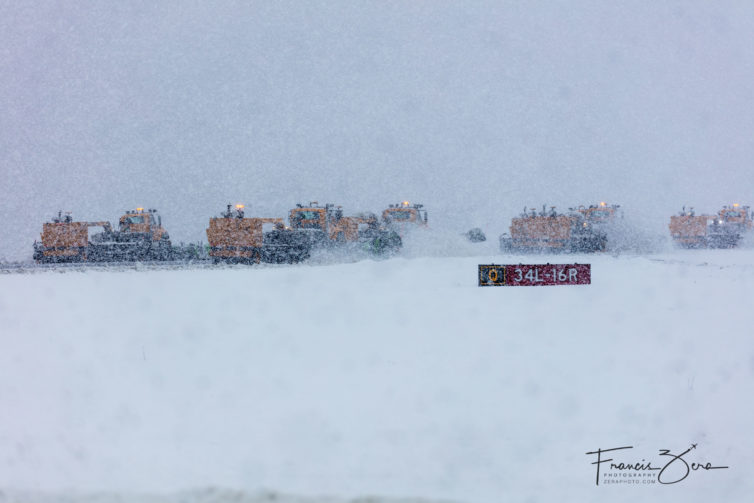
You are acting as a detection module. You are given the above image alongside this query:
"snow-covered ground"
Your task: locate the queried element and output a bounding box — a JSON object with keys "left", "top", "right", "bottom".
{"left": 1, "top": 249, "right": 753, "bottom": 503}
{"left": 0, "top": 489, "right": 448, "bottom": 503}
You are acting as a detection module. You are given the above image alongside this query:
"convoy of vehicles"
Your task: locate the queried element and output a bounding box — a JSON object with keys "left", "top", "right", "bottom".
{"left": 30, "top": 201, "right": 752, "bottom": 265}
{"left": 32, "top": 202, "right": 404, "bottom": 265}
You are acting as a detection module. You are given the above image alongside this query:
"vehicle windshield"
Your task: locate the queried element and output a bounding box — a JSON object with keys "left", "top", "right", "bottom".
{"left": 292, "top": 211, "right": 323, "bottom": 229}
{"left": 724, "top": 211, "right": 742, "bottom": 218}
{"left": 588, "top": 210, "right": 613, "bottom": 220}
{"left": 126, "top": 216, "right": 145, "bottom": 224}
{"left": 294, "top": 211, "right": 321, "bottom": 220}
{"left": 388, "top": 211, "right": 414, "bottom": 221}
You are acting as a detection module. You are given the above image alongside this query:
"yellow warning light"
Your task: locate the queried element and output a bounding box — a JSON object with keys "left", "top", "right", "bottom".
{"left": 402, "top": 201, "right": 410, "bottom": 207}
{"left": 235, "top": 204, "right": 245, "bottom": 209}
{"left": 136, "top": 207, "right": 144, "bottom": 212}
{"left": 600, "top": 202, "right": 606, "bottom": 207}
{"left": 733, "top": 203, "right": 739, "bottom": 207}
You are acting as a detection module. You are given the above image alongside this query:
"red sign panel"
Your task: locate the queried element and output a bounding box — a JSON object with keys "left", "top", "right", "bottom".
{"left": 479, "top": 264, "right": 591, "bottom": 286}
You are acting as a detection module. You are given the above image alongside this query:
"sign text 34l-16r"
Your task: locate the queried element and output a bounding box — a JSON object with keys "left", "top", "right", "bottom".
{"left": 479, "top": 264, "right": 591, "bottom": 286}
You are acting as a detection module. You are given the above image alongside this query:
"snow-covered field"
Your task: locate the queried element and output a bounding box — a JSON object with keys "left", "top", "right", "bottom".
{"left": 1, "top": 249, "right": 753, "bottom": 503}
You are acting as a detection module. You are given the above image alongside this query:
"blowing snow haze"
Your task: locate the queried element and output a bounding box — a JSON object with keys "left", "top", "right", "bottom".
{"left": 1, "top": 1, "right": 753, "bottom": 261}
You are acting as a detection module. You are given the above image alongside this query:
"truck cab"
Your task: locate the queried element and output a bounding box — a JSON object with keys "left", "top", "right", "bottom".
{"left": 289, "top": 202, "right": 359, "bottom": 242}
{"left": 572, "top": 202, "right": 621, "bottom": 225}
{"left": 714, "top": 204, "right": 752, "bottom": 228}
{"left": 118, "top": 208, "right": 169, "bottom": 241}
{"left": 382, "top": 201, "right": 428, "bottom": 231}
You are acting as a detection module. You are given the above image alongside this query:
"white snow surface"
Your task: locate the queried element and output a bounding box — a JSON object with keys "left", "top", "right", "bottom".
{"left": 1, "top": 250, "right": 753, "bottom": 502}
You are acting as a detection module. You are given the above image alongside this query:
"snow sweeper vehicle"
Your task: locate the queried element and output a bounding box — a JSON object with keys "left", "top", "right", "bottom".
{"left": 669, "top": 204, "right": 753, "bottom": 248}
{"left": 499, "top": 205, "right": 607, "bottom": 253}
{"left": 568, "top": 202, "right": 631, "bottom": 250}
{"left": 206, "top": 204, "right": 311, "bottom": 264}
{"left": 381, "top": 201, "right": 428, "bottom": 240}
{"left": 33, "top": 208, "right": 173, "bottom": 263}
{"left": 382, "top": 201, "right": 427, "bottom": 227}
{"left": 206, "top": 202, "right": 402, "bottom": 264}
{"left": 290, "top": 202, "right": 402, "bottom": 256}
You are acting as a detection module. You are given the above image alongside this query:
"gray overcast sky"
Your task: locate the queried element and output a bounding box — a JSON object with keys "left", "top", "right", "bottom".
{"left": 2, "top": 1, "right": 753, "bottom": 260}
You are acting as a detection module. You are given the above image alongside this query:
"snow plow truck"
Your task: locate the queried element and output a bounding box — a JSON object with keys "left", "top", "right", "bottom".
{"left": 33, "top": 208, "right": 173, "bottom": 263}
{"left": 500, "top": 205, "right": 607, "bottom": 253}
{"left": 382, "top": 202, "right": 427, "bottom": 227}
{"left": 669, "top": 204, "right": 753, "bottom": 248}
{"left": 207, "top": 202, "right": 402, "bottom": 264}
{"left": 206, "top": 204, "right": 311, "bottom": 264}
{"left": 382, "top": 201, "right": 428, "bottom": 240}
{"left": 290, "top": 202, "right": 401, "bottom": 256}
